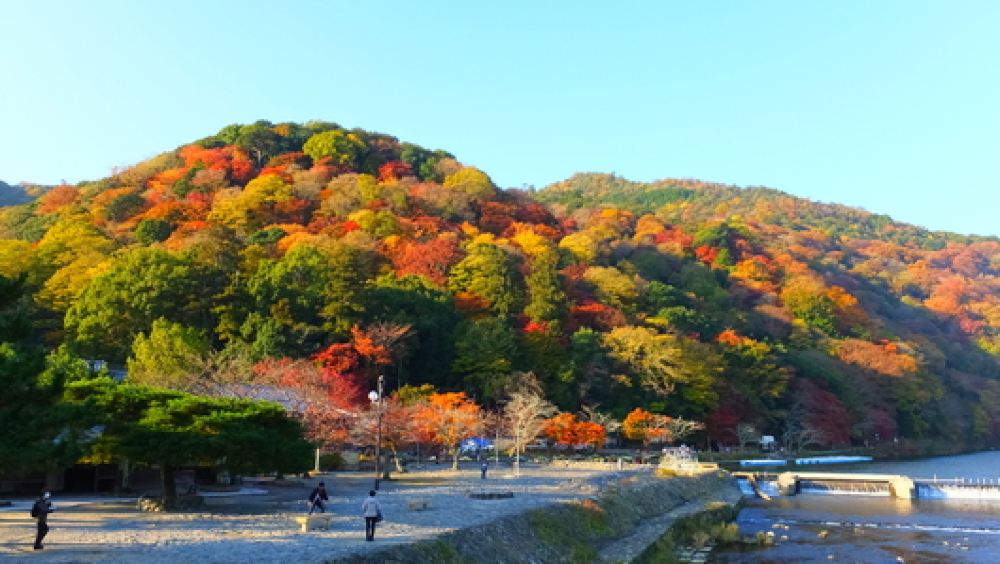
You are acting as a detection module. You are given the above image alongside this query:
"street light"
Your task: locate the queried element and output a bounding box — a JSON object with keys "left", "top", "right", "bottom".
{"left": 368, "top": 371, "right": 384, "bottom": 490}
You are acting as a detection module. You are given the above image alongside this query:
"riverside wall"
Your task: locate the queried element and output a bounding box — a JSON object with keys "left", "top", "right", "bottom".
{"left": 334, "top": 471, "right": 742, "bottom": 564}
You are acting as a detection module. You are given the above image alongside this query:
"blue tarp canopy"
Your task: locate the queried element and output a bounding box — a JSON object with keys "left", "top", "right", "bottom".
{"left": 460, "top": 437, "right": 494, "bottom": 450}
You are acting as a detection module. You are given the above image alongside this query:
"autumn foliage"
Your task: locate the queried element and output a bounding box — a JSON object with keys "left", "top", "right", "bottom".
{"left": 622, "top": 408, "right": 672, "bottom": 448}
{"left": 3, "top": 121, "right": 997, "bottom": 458}
{"left": 542, "top": 413, "right": 606, "bottom": 449}
{"left": 411, "top": 392, "right": 482, "bottom": 469}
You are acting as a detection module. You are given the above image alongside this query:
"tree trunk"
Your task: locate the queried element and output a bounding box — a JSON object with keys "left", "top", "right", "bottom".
{"left": 119, "top": 457, "right": 131, "bottom": 492}
{"left": 391, "top": 446, "right": 403, "bottom": 473}
{"left": 451, "top": 447, "right": 459, "bottom": 471}
{"left": 160, "top": 464, "right": 177, "bottom": 508}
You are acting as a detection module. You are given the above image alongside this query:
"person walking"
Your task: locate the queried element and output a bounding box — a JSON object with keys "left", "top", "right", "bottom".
{"left": 308, "top": 482, "right": 329, "bottom": 514}
{"left": 481, "top": 461, "right": 488, "bottom": 480}
{"left": 30, "top": 491, "right": 54, "bottom": 550}
{"left": 361, "top": 490, "right": 382, "bottom": 541}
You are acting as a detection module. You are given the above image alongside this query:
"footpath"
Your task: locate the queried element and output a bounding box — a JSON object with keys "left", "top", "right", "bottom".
{"left": 0, "top": 464, "right": 740, "bottom": 563}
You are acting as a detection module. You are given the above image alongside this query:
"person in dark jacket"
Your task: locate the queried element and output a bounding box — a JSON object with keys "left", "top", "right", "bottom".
{"left": 308, "top": 482, "right": 329, "bottom": 514}
{"left": 31, "top": 491, "right": 54, "bottom": 550}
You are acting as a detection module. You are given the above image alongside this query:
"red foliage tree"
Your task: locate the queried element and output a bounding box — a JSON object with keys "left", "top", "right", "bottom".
{"left": 794, "top": 378, "right": 851, "bottom": 446}
{"left": 705, "top": 401, "right": 744, "bottom": 446}
{"left": 391, "top": 236, "right": 463, "bottom": 286}
{"left": 378, "top": 160, "right": 413, "bottom": 182}
{"left": 478, "top": 201, "right": 516, "bottom": 235}
{"left": 567, "top": 301, "right": 628, "bottom": 332}
{"left": 514, "top": 202, "right": 558, "bottom": 227}
{"left": 694, "top": 245, "right": 720, "bottom": 265}
{"left": 252, "top": 357, "right": 364, "bottom": 449}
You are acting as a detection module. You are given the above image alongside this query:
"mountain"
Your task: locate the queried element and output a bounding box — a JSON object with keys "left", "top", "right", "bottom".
{"left": 0, "top": 180, "right": 36, "bottom": 206}
{"left": 0, "top": 120, "right": 997, "bottom": 453}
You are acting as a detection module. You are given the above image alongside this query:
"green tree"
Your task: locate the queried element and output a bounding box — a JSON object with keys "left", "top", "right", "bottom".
{"left": 443, "top": 167, "right": 496, "bottom": 200}
{"left": 451, "top": 317, "right": 516, "bottom": 401}
{"left": 781, "top": 277, "right": 838, "bottom": 335}
{"left": 524, "top": 249, "right": 567, "bottom": 325}
{"left": 363, "top": 274, "right": 458, "bottom": 388}
{"left": 135, "top": 219, "right": 175, "bottom": 245}
{"left": 0, "top": 280, "right": 92, "bottom": 478}
{"left": 448, "top": 243, "right": 520, "bottom": 317}
{"left": 246, "top": 244, "right": 371, "bottom": 353}
{"left": 65, "top": 248, "right": 216, "bottom": 362}
{"left": 220, "top": 121, "right": 284, "bottom": 167}
{"left": 127, "top": 319, "right": 211, "bottom": 390}
{"left": 0, "top": 275, "right": 31, "bottom": 341}
{"left": 399, "top": 144, "right": 453, "bottom": 181}
{"left": 516, "top": 326, "right": 571, "bottom": 407}
{"left": 104, "top": 192, "right": 146, "bottom": 222}
{"left": 65, "top": 377, "right": 311, "bottom": 507}
{"left": 302, "top": 129, "right": 367, "bottom": 169}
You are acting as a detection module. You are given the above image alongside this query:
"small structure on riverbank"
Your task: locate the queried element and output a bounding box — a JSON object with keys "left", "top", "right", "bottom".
{"left": 659, "top": 447, "right": 709, "bottom": 476}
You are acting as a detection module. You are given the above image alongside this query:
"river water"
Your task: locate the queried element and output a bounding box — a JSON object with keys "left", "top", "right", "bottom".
{"left": 714, "top": 451, "right": 1000, "bottom": 563}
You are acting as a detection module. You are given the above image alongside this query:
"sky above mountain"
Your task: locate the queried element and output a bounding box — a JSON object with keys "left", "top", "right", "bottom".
{"left": 1, "top": 1, "right": 998, "bottom": 236}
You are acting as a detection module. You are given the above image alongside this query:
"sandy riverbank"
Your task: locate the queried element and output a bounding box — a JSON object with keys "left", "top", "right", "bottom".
{"left": 0, "top": 464, "right": 645, "bottom": 563}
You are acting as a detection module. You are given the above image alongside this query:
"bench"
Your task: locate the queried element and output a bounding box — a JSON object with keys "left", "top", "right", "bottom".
{"left": 407, "top": 498, "right": 430, "bottom": 511}
{"left": 468, "top": 489, "right": 514, "bottom": 500}
{"left": 294, "top": 514, "right": 334, "bottom": 532}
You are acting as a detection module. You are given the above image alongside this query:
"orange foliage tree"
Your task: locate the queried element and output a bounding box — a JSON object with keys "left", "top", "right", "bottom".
{"left": 622, "top": 408, "right": 672, "bottom": 450}
{"left": 542, "top": 413, "right": 579, "bottom": 446}
{"left": 391, "top": 236, "right": 463, "bottom": 286}
{"left": 37, "top": 186, "right": 80, "bottom": 214}
{"left": 411, "top": 392, "right": 482, "bottom": 470}
{"left": 835, "top": 339, "right": 919, "bottom": 377}
{"left": 543, "top": 413, "right": 607, "bottom": 451}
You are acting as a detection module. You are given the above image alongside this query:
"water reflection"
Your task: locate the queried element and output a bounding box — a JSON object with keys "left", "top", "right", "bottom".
{"left": 835, "top": 450, "right": 1000, "bottom": 481}
{"left": 715, "top": 452, "right": 1000, "bottom": 563}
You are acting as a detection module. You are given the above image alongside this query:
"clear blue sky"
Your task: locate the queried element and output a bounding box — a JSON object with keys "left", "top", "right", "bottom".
{"left": 2, "top": 1, "right": 998, "bottom": 236}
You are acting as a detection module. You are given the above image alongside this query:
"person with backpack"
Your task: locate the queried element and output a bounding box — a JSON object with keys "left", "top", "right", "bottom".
{"left": 361, "top": 490, "right": 382, "bottom": 541}
{"left": 30, "top": 491, "right": 54, "bottom": 550}
{"left": 308, "top": 482, "right": 329, "bottom": 515}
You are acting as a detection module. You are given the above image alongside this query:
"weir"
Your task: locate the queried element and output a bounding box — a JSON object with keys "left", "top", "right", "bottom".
{"left": 735, "top": 471, "right": 1000, "bottom": 501}
{"left": 746, "top": 472, "right": 917, "bottom": 499}
{"left": 916, "top": 481, "right": 1000, "bottom": 500}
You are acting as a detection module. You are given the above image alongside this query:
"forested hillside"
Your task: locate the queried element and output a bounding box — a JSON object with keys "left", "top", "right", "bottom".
{"left": 2, "top": 120, "right": 998, "bottom": 454}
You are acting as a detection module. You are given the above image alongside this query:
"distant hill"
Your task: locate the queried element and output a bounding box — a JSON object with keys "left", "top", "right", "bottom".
{"left": 0, "top": 180, "right": 35, "bottom": 206}
{"left": 0, "top": 121, "right": 997, "bottom": 453}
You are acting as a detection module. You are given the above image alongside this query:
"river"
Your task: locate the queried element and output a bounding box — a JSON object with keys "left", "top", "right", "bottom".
{"left": 714, "top": 451, "right": 1000, "bottom": 563}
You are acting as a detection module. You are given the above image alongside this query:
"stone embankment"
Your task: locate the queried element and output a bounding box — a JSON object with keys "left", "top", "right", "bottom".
{"left": 337, "top": 471, "right": 741, "bottom": 564}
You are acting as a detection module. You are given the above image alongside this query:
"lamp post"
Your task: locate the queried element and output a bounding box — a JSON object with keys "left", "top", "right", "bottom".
{"left": 368, "top": 371, "right": 385, "bottom": 490}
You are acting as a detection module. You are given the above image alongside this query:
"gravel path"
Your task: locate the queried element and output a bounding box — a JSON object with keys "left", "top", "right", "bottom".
{"left": 0, "top": 464, "right": 644, "bottom": 563}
